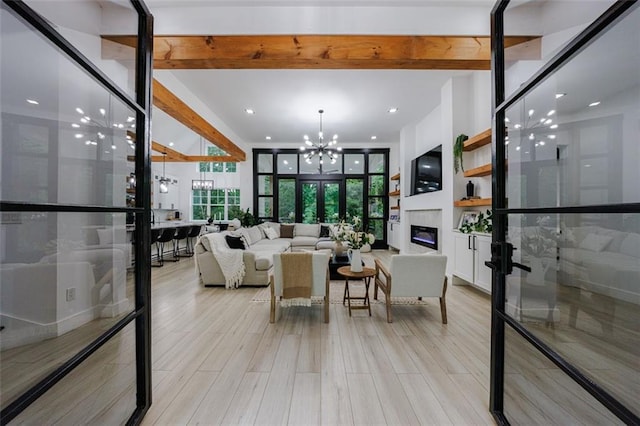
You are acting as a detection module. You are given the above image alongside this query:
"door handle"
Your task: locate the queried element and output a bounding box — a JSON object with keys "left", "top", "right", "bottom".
{"left": 468, "top": 235, "right": 472, "bottom": 250}
{"left": 512, "top": 262, "right": 532, "bottom": 273}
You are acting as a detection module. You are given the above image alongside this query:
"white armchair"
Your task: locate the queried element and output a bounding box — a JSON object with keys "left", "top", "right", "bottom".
{"left": 270, "top": 251, "right": 330, "bottom": 323}
{"left": 374, "top": 253, "right": 448, "bottom": 323}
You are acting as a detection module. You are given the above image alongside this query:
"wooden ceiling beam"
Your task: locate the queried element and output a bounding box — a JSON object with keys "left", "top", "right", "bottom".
{"left": 151, "top": 155, "right": 241, "bottom": 163}
{"left": 151, "top": 141, "right": 189, "bottom": 161}
{"left": 152, "top": 79, "right": 246, "bottom": 161}
{"left": 103, "top": 35, "right": 539, "bottom": 70}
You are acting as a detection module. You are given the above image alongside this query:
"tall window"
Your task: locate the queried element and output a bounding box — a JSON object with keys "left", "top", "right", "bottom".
{"left": 192, "top": 188, "right": 240, "bottom": 220}
{"left": 200, "top": 146, "right": 237, "bottom": 173}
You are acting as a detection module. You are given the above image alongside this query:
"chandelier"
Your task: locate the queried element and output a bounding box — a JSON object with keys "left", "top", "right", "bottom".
{"left": 299, "top": 109, "right": 341, "bottom": 164}
{"left": 192, "top": 136, "right": 214, "bottom": 190}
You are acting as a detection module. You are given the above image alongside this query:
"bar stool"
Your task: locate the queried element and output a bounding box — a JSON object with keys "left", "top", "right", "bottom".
{"left": 173, "top": 226, "right": 191, "bottom": 258}
{"left": 156, "top": 227, "right": 177, "bottom": 266}
{"left": 186, "top": 225, "right": 202, "bottom": 255}
{"left": 150, "top": 228, "right": 162, "bottom": 267}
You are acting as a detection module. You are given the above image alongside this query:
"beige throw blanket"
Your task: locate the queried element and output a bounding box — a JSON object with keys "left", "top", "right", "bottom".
{"left": 280, "top": 252, "right": 313, "bottom": 307}
{"left": 212, "top": 244, "right": 245, "bottom": 289}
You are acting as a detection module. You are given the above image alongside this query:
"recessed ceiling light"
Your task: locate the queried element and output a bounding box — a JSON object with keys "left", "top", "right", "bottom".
{"left": 371, "top": 136, "right": 377, "bottom": 140}
{"left": 555, "top": 93, "right": 566, "bottom": 99}
{"left": 72, "top": 123, "right": 80, "bottom": 128}
{"left": 169, "top": 142, "right": 174, "bottom": 147}
{"left": 516, "top": 146, "right": 521, "bottom": 151}
{"left": 283, "top": 160, "right": 288, "bottom": 165}
{"left": 550, "top": 124, "right": 558, "bottom": 129}
{"left": 388, "top": 107, "right": 398, "bottom": 113}
{"left": 588, "top": 101, "right": 600, "bottom": 107}
{"left": 548, "top": 135, "right": 556, "bottom": 139}
{"left": 75, "top": 133, "right": 84, "bottom": 138}
{"left": 111, "top": 145, "right": 117, "bottom": 150}
{"left": 99, "top": 108, "right": 106, "bottom": 115}
{"left": 265, "top": 136, "right": 271, "bottom": 140}
{"left": 528, "top": 109, "right": 535, "bottom": 117}
{"left": 26, "top": 99, "right": 39, "bottom": 105}
{"left": 245, "top": 108, "right": 255, "bottom": 114}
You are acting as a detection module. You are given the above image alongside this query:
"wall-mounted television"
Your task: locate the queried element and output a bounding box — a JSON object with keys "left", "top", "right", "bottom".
{"left": 410, "top": 145, "right": 442, "bottom": 195}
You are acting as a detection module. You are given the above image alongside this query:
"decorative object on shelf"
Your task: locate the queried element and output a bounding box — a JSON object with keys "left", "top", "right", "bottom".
{"left": 159, "top": 152, "right": 169, "bottom": 193}
{"left": 453, "top": 133, "right": 468, "bottom": 174}
{"left": 193, "top": 137, "right": 214, "bottom": 190}
{"left": 348, "top": 248, "right": 363, "bottom": 272}
{"left": 299, "top": 109, "right": 341, "bottom": 165}
{"left": 459, "top": 209, "right": 492, "bottom": 234}
{"left": 466, "top": 180, "right": 475, "bottom": 198}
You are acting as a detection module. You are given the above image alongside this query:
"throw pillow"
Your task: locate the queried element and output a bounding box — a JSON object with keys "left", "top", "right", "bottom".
{"left": 247, "top": 226, "right": 263, "bottom": 245}
{"left": 320, "top": 225, "right": 331, "bottom": 238}
{"left": 264, "top": 227, "right": 278, "bottom": 240}
{"left": 295, "top": 223, "right": 320, "bottom": 237}
{"left": 263, "top": 221, "right": 281, "bottom": 237}
{"left": 578, "top": 233, "right": 613, "bottom": 252}
{"left": 96, "top": 229, "right": 113, "bottom": 245}
{"left": 280, "top": 224, "right": 295, "bottom": 238}
{"left": 225, "top": 235, "right": 246, "bottom": 250}
{"left": 619, "top": 232, "right": 640, "bottom": 257}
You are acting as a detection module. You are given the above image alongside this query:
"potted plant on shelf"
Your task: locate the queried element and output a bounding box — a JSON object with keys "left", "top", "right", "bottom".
{"left": 453, "top": 133, "right": 468, "bottom": 174}
{"left": 459, "top": 209, "right": 492, "bottom": 234}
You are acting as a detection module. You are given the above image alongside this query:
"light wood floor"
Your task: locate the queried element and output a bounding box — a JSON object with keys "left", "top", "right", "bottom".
{"left": 140, "top": 251, "right": 497, "bottom": 425}
{"left": 5, "top": 250, "right": 635, "bottom": 424}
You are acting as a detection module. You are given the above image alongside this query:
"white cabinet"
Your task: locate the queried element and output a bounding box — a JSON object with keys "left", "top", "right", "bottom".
{"left": 453, "top": 231, "right": 492, "bottom": 293}
{"left": 387, "top": 221, "right": 402, "bottom": 250}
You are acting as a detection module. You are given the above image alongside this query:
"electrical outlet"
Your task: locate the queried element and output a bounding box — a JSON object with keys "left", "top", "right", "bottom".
{"left": 66, "top": 287, "right": 76, "bottom": 302}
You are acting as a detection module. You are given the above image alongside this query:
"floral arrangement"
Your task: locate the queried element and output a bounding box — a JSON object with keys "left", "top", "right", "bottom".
{"left": 332, "top": 216, "right": 375, "bottom": 250}
{"left": 516, "top": 216, "right": 564, "bottom": 257}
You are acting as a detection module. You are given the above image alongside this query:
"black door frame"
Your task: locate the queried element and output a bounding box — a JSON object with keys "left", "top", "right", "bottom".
{"left": 0, "top": 1, "right": 153, "bottom": 424}
{"left": 297, "top": 178, "right": 345, "bottom": 223}
{"left": 489, "top": 1, "right": 640, "bottom": 424}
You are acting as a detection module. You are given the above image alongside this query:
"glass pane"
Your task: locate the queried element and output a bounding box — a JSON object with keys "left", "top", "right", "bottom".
{"left": 258, "top": 175, "right": 272, "bottom": 195}
{"left": 344, "top": 154, "right": 365, "bottom": 174}
{"left": 504, "top": 327, "right": 623, "bottom": 425}
{"left": 368, "top": 197, "right": 384, "bottom": 218}
{"left": 26, "top": 0, "right": 139, "bottom": 99}
{"left": 505, "top": 212, "right": 639, "bottom": 416}
{"left": 1, "top": 8, "right": 139, "bottom": 207}
{"left": 277, "top": 153, "right": 298, "bottom": 174}
{"left": 11, "top": 321, "right": 136, "bottom": 424}
{"left": 228, "top": 189, "right": 240, "bottom": 205}
{"left": 301, "top": 183, "right": 318, "bottom": 224}
{"left": 258, "top": 197, "right": 272, "bottom": 218}
{"left": 503, "top": 0, "right": 615, "bottom": 99}
{"left": 368, "top": 219, "right": 384, "bottom": 242}
{"left": 368, "top": 153, "right": 385, "bottom": 173}
{"left": 369, "top": 175, "right": 385, "bottom": 196}
{"left": 257, "top": 153, "right": 273, "bottom": 173}
{"left": 278, "top": 179, "right": 296, "bottom": 223}
{"left": 1, "top": 212, "right": 135, "bottom": 410}
{"left": 299, "top": 154, "right": 319, "bottom": 174}
{"left": 322, "top": 154, "right": 342, "bottom": 175}
{"left": 323, "top": 183, "right": 340, "bottom": 223}
{"left": 346, "top": 179, "right": 364, "bottom": 219}
{"left": 504, "top": 5, "right": 639, "bottom": 208}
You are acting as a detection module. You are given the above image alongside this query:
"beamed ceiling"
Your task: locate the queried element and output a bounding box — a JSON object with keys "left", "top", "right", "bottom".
{"left": 103, "top": 34, "right": 540, "bottom": 161}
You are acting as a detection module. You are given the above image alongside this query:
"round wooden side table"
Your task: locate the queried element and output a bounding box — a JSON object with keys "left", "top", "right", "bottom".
{"left": 337, "top": 266, "right": 376, "bottom": 316}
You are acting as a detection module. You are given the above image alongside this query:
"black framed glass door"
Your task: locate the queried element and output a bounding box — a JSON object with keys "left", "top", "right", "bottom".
{"left": 490, "top": 1, "right": 639, "bottom": 424}
{"left": 298, "top": 179, "right": 343, "bottom": 223}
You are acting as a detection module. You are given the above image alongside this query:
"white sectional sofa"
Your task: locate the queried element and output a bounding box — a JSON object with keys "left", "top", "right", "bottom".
{"left": 558, "top": 225, "right": 640, "bottom": 304}
{"left": 194, "top": 222, "right": 369, "bottom": 287}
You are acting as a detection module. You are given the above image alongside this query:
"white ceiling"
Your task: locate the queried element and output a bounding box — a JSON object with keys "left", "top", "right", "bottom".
{"left": 143, "top": 0, "right": 495, "bottom": 155}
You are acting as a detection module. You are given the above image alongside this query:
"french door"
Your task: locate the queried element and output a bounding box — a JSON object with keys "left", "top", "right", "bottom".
{"left": 299, "top": 179, "right": 343, "bottom": 223}
{"left": 490, "top": 1, "right": 639, "bottom": 424}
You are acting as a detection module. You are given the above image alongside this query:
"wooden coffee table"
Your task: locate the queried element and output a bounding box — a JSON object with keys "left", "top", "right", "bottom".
{"left": 337, "top": 266, "right": 376, "bottom": 316}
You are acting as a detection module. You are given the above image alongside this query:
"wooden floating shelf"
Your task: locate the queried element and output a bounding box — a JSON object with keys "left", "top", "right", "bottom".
{"left": 464, "top": 163, "right": 492, "bottom": 177}
{"left": 454, "top": 198, "right": 492, "bottom": 207}
{"left": 463, "top": 128, "right": 492, "bottom": 151}
{"left": 390, "top": 206, "right": 400, "bottom": 210}
{"left": 388, "top": 190, "right": 401, "bottom": 196}
{"left": 390, "top": 173, "right": 400, "bottom": 181}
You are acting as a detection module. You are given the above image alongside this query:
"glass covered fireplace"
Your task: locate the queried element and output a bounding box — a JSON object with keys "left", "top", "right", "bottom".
{"left": 410, "top": 225, "right": 438, "bottom": 250}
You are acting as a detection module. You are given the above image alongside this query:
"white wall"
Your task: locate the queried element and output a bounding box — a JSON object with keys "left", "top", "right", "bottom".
{"left": 398, "top": 72, "right": 492, "bottom": 279}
